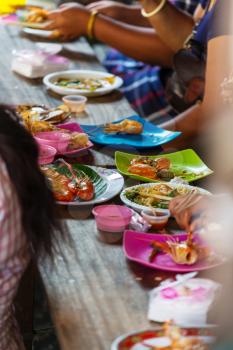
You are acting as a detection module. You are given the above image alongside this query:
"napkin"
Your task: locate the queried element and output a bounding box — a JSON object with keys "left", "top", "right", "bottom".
{"left": 11, "top": 49, "right": 70, "bottom": 78}
{"left": 129, "top": 209, "right": 150, "bottom": 232}
{"left": 148, "top": 274, "right": 221, "bottom": 326}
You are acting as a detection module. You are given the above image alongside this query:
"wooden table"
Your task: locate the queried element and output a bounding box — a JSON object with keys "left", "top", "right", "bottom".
{"left": 0, "top": 25, "right": 173, "bottom": 350}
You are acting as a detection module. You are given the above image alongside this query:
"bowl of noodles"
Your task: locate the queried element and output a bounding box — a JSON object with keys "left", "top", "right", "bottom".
{"left": 120, "top": 182, "right": 211, "bottom": 213}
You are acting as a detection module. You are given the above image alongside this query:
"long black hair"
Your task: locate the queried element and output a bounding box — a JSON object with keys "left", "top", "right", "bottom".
{"left": 0, "top": 106, "right": 64, "bottom": 260}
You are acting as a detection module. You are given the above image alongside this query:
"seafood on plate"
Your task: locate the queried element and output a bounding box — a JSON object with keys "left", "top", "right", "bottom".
{"left": 124, "top": 183, "right": 193, "bottom": 210}
{"left": 19, "top": 111, "right": 90, "bottom": 151}
{"left": 17, "top": 104, "right": 69, "bottom": 125}
{"left": 128, "top": 156, "right": 174, "bottom": 181}
{"left": 149, "top": 232, "right": 210, "bottom": 265}
{"left": 104, "top": 119, "right": 143, "bottom": 134}
{"left": 67, "top": 132, "right": 89, "bottom": 150}
{"left": 54, "top": 76, "right": 115, "bottom": 91}
{"left": 25, "top": 120, "right": 54, "bottom": 133}
{"left": 127, "top": 163, "right": 157, "bottom": 179}
{"left": 161, "top": 321, "right": 209, "bottom": 350}
{"left": 41, "top": 160, "right": 94, "bottom": 202}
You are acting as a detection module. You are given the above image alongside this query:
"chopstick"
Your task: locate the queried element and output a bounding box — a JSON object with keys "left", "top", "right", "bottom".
{"left": 174, "top": 189, "right": 202, "bottom": 214}
{"left": 132, "top": 190, "right": 173, "bottom": 201}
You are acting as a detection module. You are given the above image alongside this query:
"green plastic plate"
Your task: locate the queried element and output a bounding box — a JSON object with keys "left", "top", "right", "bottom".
{"left": 115, "top": 149, "right": 213, "bottom": 183}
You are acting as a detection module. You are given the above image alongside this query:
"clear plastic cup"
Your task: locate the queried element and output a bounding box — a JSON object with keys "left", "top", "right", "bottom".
{"left": 62, "top": 95, "right": 87, "bottom": 113}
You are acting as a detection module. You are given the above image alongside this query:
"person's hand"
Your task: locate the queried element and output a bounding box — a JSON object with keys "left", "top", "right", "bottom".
{"left": 86, "top": 1, "right": 127, "bottom": 20}
{"left": 45, "top": 4, "right": 90, "bottom": 41}
{"left": 169, "top": 193, "right": 211, "bottom": 232}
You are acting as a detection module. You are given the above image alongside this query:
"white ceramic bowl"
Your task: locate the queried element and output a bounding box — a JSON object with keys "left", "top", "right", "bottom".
{"left": 120, "top": 182, "right": 211, "bottom": 214}
{"left": 43, "top": 69, "right": 123, "bottom": 97}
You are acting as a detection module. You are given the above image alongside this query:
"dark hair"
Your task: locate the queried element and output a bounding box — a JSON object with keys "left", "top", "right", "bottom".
{"left": 0, "top": 106, "right": 64, "bottom": 260}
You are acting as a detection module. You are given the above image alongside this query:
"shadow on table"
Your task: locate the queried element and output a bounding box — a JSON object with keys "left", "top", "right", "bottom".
{"left": 32, "top": 275, "right": 60, "bottom": 350}
{"left": 126, "top": 259, "right": 174, "bottom": 290}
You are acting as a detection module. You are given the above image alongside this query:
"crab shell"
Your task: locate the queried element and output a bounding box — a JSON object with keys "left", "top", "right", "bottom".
{"left": 168, "top": 241, "right": 199, "bottom": 265}
{"left": 105, "top": 119, "right": 143, "bottom": 134}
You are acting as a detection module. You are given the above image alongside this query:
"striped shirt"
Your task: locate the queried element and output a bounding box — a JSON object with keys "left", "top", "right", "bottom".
{"left": 104, "top": 0, "right": 201, "bottom": 122}
{"left": 0, "top": 159, "right": 30, "bottom": 350}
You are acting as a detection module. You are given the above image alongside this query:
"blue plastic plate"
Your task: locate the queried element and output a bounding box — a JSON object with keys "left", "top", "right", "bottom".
{"left": 80, "top": 115, "right": 181, "bottom": 149}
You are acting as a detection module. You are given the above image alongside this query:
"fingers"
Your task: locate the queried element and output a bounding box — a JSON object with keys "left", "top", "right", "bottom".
{"left": 49, "top": 30, "right": 62, "bottom": 40}
{"left": 170, "top": 193, "right": 213, "bottom": 233}
{"left": 45, "top": 9, "right": 66, "bottom": 30}
{"left": 175, "top": 210, "right": 191, "bottom": 231}
{"left": 86, "top": 2, "right": 100, "bottom": 10}
{"left": 47, "top": 10, "right": 61, "bottom": 21}
{"left": 43, "top": 21, "right": 58, "bottom": 30}
{"left": 59, "top": 2, "right": 80, "bottom": 8}
{"left": 44, "top": 11, "right": 59, "bottom": 29}
{"left": 190, "top": 218, "right": 204, "bottom": 233}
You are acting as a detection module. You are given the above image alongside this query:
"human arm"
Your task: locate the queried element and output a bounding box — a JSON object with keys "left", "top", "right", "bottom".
{"left": 160, "top": 35, "right": 233, "bottom": 149}
{"left": 45, "top": 0, "right": 201, "bottom": 65}
{"left": 140, "top": 0, "right": 195, "bottom": 51}
{"left": 86, "top": 1, "right": 151, "bottom": 27}
{"left": 46, "top": 4, "right": 174, "bottom": 66}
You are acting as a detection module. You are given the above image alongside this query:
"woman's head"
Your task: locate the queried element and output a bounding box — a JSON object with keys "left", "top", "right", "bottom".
{"left": 0, "top": 105, "right": 64, "bottom": 259}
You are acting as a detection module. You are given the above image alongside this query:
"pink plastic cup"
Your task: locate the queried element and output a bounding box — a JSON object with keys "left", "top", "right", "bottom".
{"left": 38, "top": 144, "right": 57, "bottom": 165}
{"left": 92, "top": 205, "right": 132, "bottom": 243}
{"left": 35, "top": 131, "right": 70, "bottom": 153}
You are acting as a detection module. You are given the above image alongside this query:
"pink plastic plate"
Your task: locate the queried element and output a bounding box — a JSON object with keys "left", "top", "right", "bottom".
{"left": 38, "top": 144, "right": 56, "bottom": 165}
{"left": 123, "top": 230, "right": 225, "bottom": 272}
{"left": 57, "top": 122, "right": 93, "bottom": 156}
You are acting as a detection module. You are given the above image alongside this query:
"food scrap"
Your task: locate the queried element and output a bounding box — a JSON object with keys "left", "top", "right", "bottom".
{"left": 148, "top": 233, "right": 210, "bottom": 265}
{"left": 104, "top": 119, "right": 143, "bottom": 134}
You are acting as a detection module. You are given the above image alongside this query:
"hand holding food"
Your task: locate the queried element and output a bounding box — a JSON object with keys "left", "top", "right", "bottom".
{"left": 25, "top": 8, "right": 48, "bottom": 23}
{"left": 45, "top": 4, "right": 90, "bottom": 41}
{"left": 169, "top": 192, "right": 211, "bottom": 232}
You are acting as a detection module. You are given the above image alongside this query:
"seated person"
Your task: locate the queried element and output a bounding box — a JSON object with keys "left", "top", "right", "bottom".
{"left": 0, "top": 106, "right": 64, "bottom": 350}
{"left": 46, "top": 0, "right": 231, "bottom": 149}
{"left": 45, "top": 0, "right": 202, "bottom": 122}
{"left": 87, "top": 0, "right": 201, "bottom": 121}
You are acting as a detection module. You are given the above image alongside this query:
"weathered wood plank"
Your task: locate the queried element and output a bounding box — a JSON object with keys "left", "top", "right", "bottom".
{"left": 0, "top": 26, "right": 134, "bottom": 166}
{"left": 40, "top": 217, "right": 167, "bottom": 350}
{"left": 0, "top": 25, "right": 163, "bottom": 350}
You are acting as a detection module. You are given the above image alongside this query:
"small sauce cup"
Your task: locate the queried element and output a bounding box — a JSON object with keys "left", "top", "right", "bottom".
{"left": 92, "top": 205, "right": 132, "bottom": 243}
{"left": 141, "top": 209, "right": 170, "bottom": 230}
{"left": 35, "top": 131, "right": 70, "bottom": 153}
{"left": 62, "top": 95, "right": 87, "bottom": 113}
